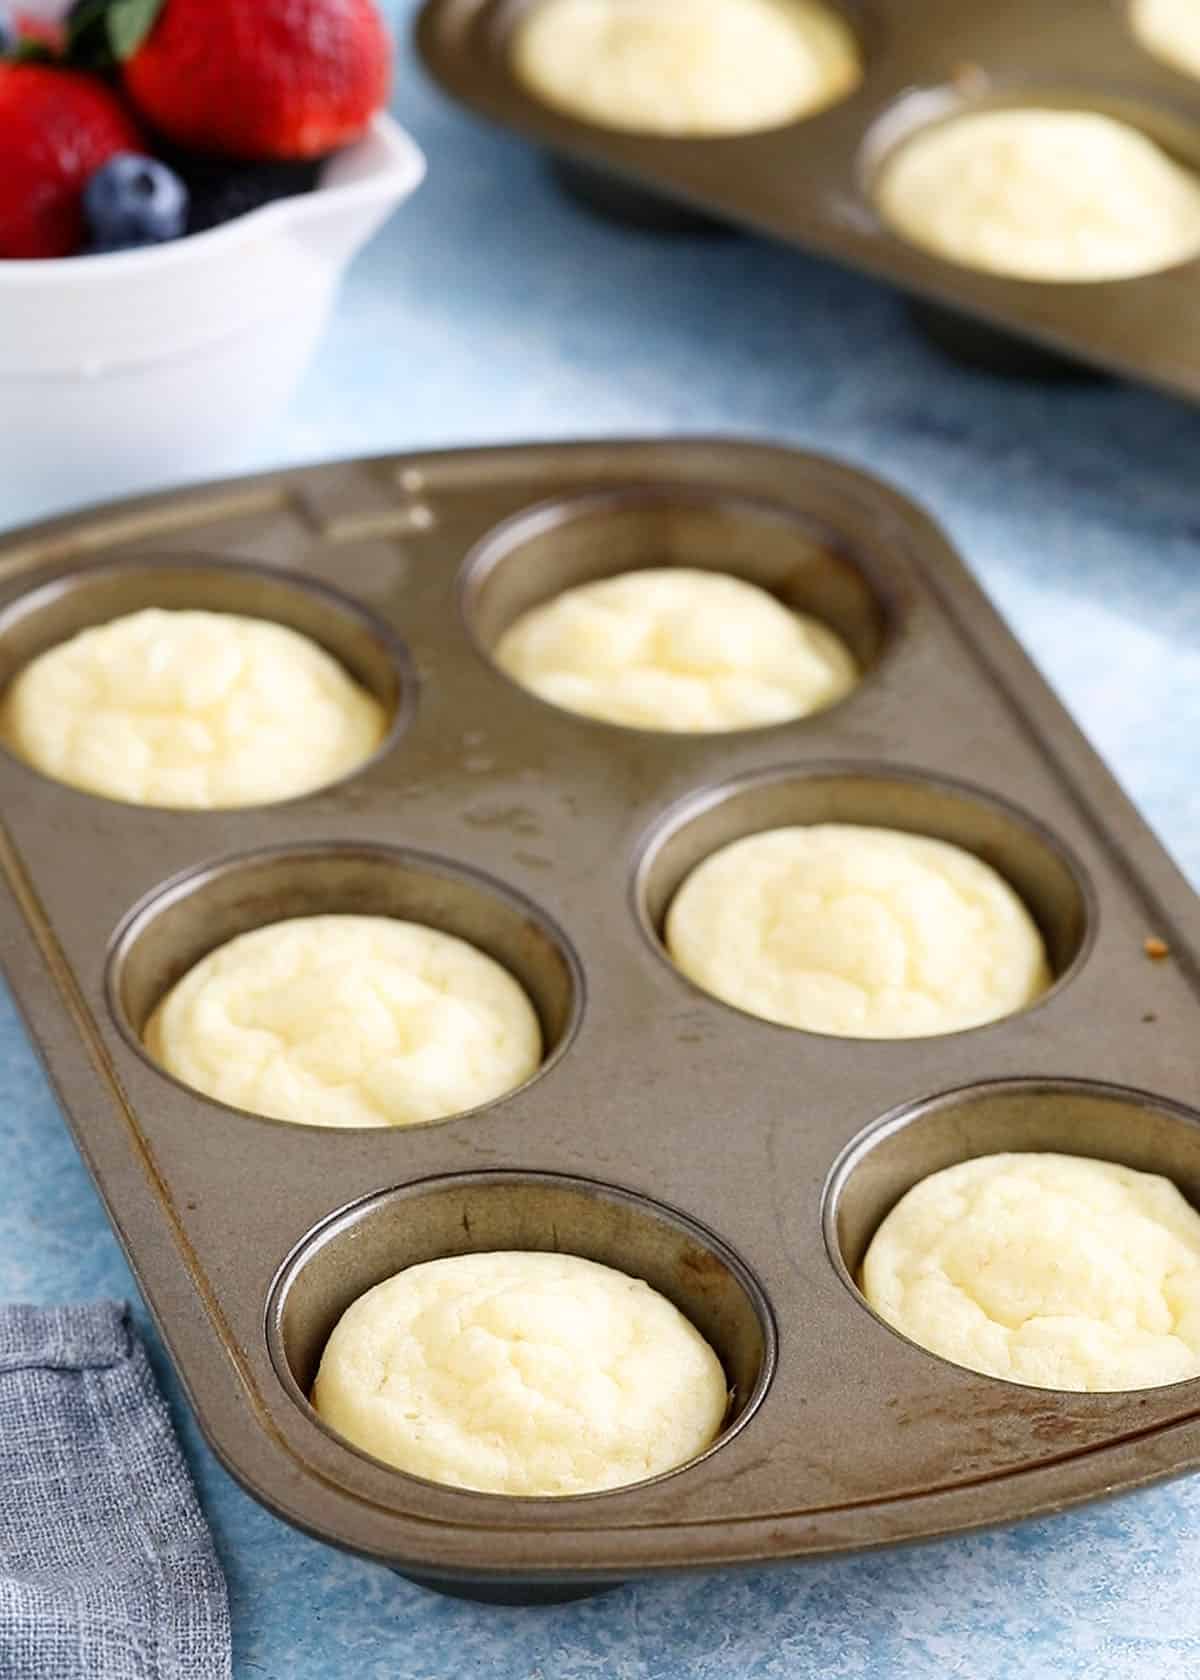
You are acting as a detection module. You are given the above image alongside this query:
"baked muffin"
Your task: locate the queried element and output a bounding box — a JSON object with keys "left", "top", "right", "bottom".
{"left": 861, "top": 1153, "right": 1200, "bottom": 1391}
{"left": 665, "top": 824, "right": 1050, "bottom": 1037}
{"left": 144, "top": 915, "right": 542, "bottom": 1128}
{"left": 0, "top": 608, "right": 386, "bottom": 807}
{"left": 494, "top": 568, "right": 857, "bottom": 731}
{"left": 312, "top": 1250, "right": 729, "bottom": 1494}
{"left": 510, "top": 0, "right": 861, "bottom": 136}
{"left": 1132, "top": 0, "right": 1200, "bottom": 81}
{"left": 876, "top": 108, "right": 1200, "bottom": 282}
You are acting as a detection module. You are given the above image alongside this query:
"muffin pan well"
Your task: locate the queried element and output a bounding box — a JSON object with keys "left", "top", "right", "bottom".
{"left": 107, "top": 842, "right": 582, "bottom": 1109}
{"left": 0, "top": 439, "right": 1198, "bottom": 1600}
{"left": 269, "top": 1174, "right": 776, "bottom": 1484}
{"left": 0, "top": 558, "right": 413, "bottom": 802}
{"left": 416, "top": 0, "right": 1200, "bottom": 399}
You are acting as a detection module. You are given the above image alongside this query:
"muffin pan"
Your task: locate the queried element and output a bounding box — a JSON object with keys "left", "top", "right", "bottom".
{"left": 416, "top": 0, "right": 1200, "bottom": 399}
{"left": 0, "top": 438, "right": 1199, "bottom": 1601}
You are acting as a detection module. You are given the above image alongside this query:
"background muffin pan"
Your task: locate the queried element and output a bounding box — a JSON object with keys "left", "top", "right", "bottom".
{"left": 416, "top": 0, "right": 1200, "bottom": 399}
{"left": 0, "top": 439, "right": 1199, "bottom": 1601}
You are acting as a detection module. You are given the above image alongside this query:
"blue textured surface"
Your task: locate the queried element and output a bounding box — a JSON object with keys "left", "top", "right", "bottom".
{"left": 4, "top": 3, "right": 1200, "bottom": 1673}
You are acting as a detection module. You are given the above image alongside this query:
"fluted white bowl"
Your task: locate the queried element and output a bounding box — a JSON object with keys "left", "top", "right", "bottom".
{"left": 0, "top": 112, "right": 425, "bottom": 509}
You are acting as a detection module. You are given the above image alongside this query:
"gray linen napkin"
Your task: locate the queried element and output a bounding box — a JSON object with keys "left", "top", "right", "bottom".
{"left": 0, "top": 1301, "right": 231, "bottom": 1680}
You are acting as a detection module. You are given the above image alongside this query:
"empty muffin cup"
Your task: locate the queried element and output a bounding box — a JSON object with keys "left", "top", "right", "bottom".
{"left": 109, "top": 843, "right": 580, "bottom": 1130}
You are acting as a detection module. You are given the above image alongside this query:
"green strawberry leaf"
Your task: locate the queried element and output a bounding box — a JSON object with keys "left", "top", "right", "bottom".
{"left": 107, "top": 0, "right": 166, "bottom": 59}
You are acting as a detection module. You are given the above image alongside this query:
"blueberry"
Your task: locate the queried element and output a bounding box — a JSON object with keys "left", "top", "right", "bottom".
{"left": 0, "top": 4, "right": 12, "bottom": 55}
{"left": 83, "top": 154, "right": 189, "bottom": 253}
{"left": 153, "top": 146, "right": 321, "bottom": 235}
{"left": 188, "top": 160, "right": 320, "bottom": 235}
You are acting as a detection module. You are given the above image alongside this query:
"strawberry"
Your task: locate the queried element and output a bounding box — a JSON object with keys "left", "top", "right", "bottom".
{"left": 110, "top": 0, "right": 391, "bottom": 161}
{"left": 13, "top": 9, "right": 70, "bottom": 53}
{"left": 0, "top": 63, "right": 143, "bottom": 258}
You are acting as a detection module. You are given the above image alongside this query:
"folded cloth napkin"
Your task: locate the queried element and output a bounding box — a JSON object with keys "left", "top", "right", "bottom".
{"left": 0, "top": 1301, "right": 231, "bottom": 1680}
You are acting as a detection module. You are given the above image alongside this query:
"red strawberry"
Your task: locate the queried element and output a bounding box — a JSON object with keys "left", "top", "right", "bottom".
{"left": 120, "top": 0, "right": 391, "bottom": 161}
{"left": 0, "top": 65, "right": 143, "bottom": 259}
{"left": 13, "top": 11, "right": 69, "bottom": 54}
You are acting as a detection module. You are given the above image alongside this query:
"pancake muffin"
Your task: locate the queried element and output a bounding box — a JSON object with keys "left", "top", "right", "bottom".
{"left": 144, "top": 914, "right": 542, "bottom": 1128}
{"left": 862, "top": 1152, "right": 1200, "bottom": 1391}
{"left": 0, "top": 607, "right": 386, "bottom": 807}
{"left": 876, "top": 108, "right": 1200, "bottom": 282}
{"left": 510, "top": 0, "right": 861, "bottom": 136}
{"left": 312, "top": 1250, "right": 729, "bottom": 1494}
{"left": 665, "top": 823, "right": 1050, "bottom": 1037}
{"left": 494, "top": 568, "right": 857, "bottom": 731}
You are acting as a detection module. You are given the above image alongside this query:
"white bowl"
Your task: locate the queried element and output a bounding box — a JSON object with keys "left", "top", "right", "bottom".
{"left": 0, "top": 113, "right": 425, "bottom": 511}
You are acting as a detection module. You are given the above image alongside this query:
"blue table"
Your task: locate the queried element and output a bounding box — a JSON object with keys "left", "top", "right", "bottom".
{"left": 4, "top": 5, "right": 1200, "bottom": 1673}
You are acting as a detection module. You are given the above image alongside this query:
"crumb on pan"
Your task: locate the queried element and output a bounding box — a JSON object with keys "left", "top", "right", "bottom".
{"left": 951, "top": 62, "right": 989, "bottom": 95}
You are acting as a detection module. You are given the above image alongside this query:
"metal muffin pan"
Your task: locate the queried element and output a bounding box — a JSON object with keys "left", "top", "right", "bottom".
{"left": 0, "top": 438, "right": 1199, "bottom": 1602}
{"left": 417, "top": 0, "right": 1200, "bottom": 399}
